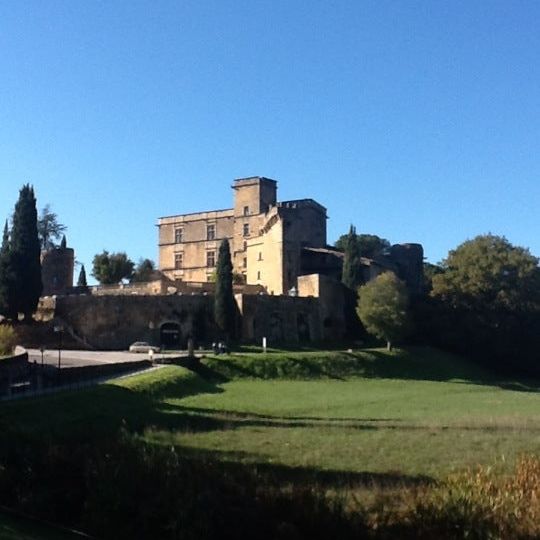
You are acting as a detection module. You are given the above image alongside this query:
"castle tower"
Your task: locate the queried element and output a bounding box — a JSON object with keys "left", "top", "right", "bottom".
{"left": 41, "top": 242, "right": 75, "bottom": 296}
{"left": 232, "top": 176, "right": 277, "bottom": 217}
{"left": 231, "top": 177, "right": 277, "bottom": 276}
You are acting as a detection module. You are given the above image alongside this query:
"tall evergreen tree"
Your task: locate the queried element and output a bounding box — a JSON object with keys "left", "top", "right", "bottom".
{"left": 60, "top": 235, "right": 67, "bottom": 249}
{"left": 0, "top": 221, "right": 16, "bottom": 319}
{"left": 77, "top": 264, "right": 88, "bottom": 289}
{"left": 341, "top": 225, "right": 362, "bottom": 289}
{"left": 214, "top": 239, "right": 236, "bottom": 340}
{"left": 11, "top": 185, "right": 42, "bottom": 321}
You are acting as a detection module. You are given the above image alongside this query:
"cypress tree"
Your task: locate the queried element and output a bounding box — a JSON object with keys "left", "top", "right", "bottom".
{"left": 214, "top": 239, "right": 236, "bottom": 340}
{"left": 341, "top": 224, "right": 362, "bottom": 290}
{"left": 77, "top": 264, "right": 88, "bottom": 289}
{"left": 11, "top": 185, "right": 42, "bottom": 321}
{"left": 0, "top": 221, "right": 16, "bottom": 319}
{"left": 60, "top": 235, "right": 67, "bottom": 249}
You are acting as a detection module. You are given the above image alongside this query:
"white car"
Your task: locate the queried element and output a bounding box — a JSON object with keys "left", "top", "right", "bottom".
{"left": 129, "top": 341, "right": 160, "bottom": 353}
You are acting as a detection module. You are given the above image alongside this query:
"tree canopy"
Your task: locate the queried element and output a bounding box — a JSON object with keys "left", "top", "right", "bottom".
{"left": 335, "top": 232, "right": 390, "bottom": 259}
{"left": 92, "top": 251, "right": 134, "bottom": 285}
{"left": 214, "top": 239, "right": 236, "bottom": 339}
{"left": 0, "top": 221, "right": 16, "bottom": 319}
{"left": 431, "top": 234, "right": 540, "bottom": 311}
{"left": 428, "top": 234, "right": 540, "bottom": 375}
{"left": 357, "top": 272, "right": 410, "bottom": 350}
{"left": 10, "top": 185, "right": 42, "bottom": 321}
{"left": 77, "top": 264, "right": 88, "bottom": 288}
{"left": 37, "top": 204, "right": 67, "bottom": 251}
{"left": 131, "top": 258, "right": 158, "bottom": 283}
{"left": 341, "top": 225, "right": 363, "bottom": 290}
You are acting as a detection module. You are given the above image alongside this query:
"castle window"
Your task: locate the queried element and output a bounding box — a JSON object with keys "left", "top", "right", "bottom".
{"left": 258, "top": 252, "right": 262, "bottom": 261}
{"left": 243, "top": 206, "right": 249, "bottom": 216}
{"left": 174, "top": 227, "right": 183, "bottom": 243}
{"left": 174, "top": 252, "right": 183, "bottom": 269}
{"left": 243, "top": 241, "right": 247, "bottom": 251}
{"left": 243, "top": 223, "right": 249, "bottom": 237}
{"left": 243, "top": 257, "right": 247, "bottom": 268}
{"left": 206, "top": 251, "right": 215, "bottom": 267}
{"left": 257, "top": 271, "right": 261, "bottom": 280}
{"left": 207, "top": 224, "right": 216, "bottom": 241}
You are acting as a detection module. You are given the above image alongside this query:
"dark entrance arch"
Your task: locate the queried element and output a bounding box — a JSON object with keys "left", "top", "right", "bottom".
{"left": 160, "top": 322, "right": 181, "bottom": 349}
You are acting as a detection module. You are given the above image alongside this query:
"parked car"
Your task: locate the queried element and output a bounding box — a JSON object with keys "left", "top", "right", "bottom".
{"left": 129, "top": 341, "right": 160, "bottom": 353}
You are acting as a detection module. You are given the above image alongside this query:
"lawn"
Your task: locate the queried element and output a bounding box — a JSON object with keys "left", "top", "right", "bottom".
{"left": 139, "top": 349, "right": 540, "bottom": 479}
{"left": 2, "top": 346, "right": 540, "bottom": 482}
{"left": 2, "top": 347, "right": 540, "bottom": 538}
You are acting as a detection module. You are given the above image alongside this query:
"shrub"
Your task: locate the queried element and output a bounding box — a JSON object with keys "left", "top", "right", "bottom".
{"left": 404, "top": 455, "right": 540, "bottom": 539}
{"left": 0, "top": 325, "right": 16, "bottom": 356}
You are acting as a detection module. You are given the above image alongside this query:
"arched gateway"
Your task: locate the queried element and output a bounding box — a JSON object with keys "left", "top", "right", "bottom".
{"left": 160, "top": 322, "right": 181, "bottom": 348}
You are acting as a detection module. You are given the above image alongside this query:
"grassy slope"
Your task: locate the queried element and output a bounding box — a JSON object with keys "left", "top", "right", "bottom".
{"left": 148, "top": 348, "right": 540, "bottom": 478}
{"left": 2, "top": 347, "right": 539, "bottom": 481}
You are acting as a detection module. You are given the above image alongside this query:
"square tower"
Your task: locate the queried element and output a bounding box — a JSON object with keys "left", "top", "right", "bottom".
{"left": 231, "top": 177, "right": 277, "bottom": 275}
{"left": 232, "top": 176, "right": 277, "bottom": 216}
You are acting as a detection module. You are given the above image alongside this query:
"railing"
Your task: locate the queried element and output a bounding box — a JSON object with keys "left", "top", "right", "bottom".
{"left": 0, "top": 360, "right": 155, "bottom": 402}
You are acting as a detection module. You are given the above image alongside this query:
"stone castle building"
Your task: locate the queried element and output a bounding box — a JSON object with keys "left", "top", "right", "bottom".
{"left": 158, "top": 176, "right": 425, "bottom": 297}
{"left": 158, "top": 177, "right": 330, "bottom": 295}
{"left": 35, "top": 176, "right": 424, "bottom": 350}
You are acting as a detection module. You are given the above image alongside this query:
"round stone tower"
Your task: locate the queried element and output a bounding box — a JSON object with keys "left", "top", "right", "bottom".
{"left": 41, "top": 244, "right": 75, "bottom": 296}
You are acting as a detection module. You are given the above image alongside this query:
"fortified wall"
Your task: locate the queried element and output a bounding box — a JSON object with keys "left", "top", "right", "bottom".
{"left": 46, "top": 282, "right": 345, "bottom": 349}
{"left": 53, "top": 294, "right": 214, "bottom": 350}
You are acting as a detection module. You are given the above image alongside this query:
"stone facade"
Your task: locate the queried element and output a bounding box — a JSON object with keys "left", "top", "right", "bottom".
{"left": 53, "top": 294, "right": 216, "bottom": 350}
{"left": 44, "top": 289, "right": 340, "bottom": 350}
{"left": 158, "top": 177, "right": 328, "bottom": 294}
{"left": 297, "top": 274, "right": 347, "bottom": 340}
{"left": 235, "top": 293, "right": 322, "bottom": 344}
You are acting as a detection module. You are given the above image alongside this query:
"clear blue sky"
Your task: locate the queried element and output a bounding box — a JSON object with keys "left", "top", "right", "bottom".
{"left": 1, "top": 1, "right": 539, "bottom": 282}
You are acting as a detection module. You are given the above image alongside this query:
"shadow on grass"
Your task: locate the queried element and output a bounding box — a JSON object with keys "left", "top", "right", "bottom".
{"left": 155, "top": 401, "right": 384, "bottom": 431}
{"left": 171, "top": 444, "right": 436, "bottom": 489}
{"left": 0, "top": 382, "right": 435, "bottom": 493}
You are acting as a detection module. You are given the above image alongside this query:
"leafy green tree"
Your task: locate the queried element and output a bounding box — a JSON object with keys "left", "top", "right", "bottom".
{"left": 77, "top": 264, "right": 88, "bottom": 289}
{"left": 11, "top": 185, "right": 42, "bottom": 321}
{"left": 37, "top": 204, "right": 67, "bottom": 250}
{"left": 92, "top": 251, "right": 134, "bottom": 285}
{"left": 430, "top": 235, "right": 540, "bottom": 374}
{"left": 335, "top": 232, "right": 390, "bottom": 258}
{"left": 0, "top": 221, "right": 16, "bottom": 319}
{"left": 131, "top": 258, "right": 157, "bottom": 283}
{"left": 422, "top": 262, "right": 444, "bottom": 293}
{"left": 357, "top": 272, "right": 410, "bottom": 350}
{"left": 214, "top": 239, "right": 236, "bottom": 339}
{"left": 432, "top": 235, "right": 539, "bottom": 311}
{"left": 341, "top": 225, "right": 362, "bottom": 289}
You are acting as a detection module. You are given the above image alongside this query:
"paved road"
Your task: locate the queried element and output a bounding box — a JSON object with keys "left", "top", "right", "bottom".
{"left": 26, "top": 349, "right": 171, "bottom": 368}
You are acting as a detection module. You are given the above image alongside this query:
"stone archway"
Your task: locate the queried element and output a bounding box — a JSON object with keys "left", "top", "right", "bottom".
{"left": 160, "top": 322, "right": 181, "bottom": 349}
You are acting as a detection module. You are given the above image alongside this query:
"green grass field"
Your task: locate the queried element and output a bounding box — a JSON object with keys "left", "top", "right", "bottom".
{"left": 2, "top": 347, "right": 539, "bottom": 484}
